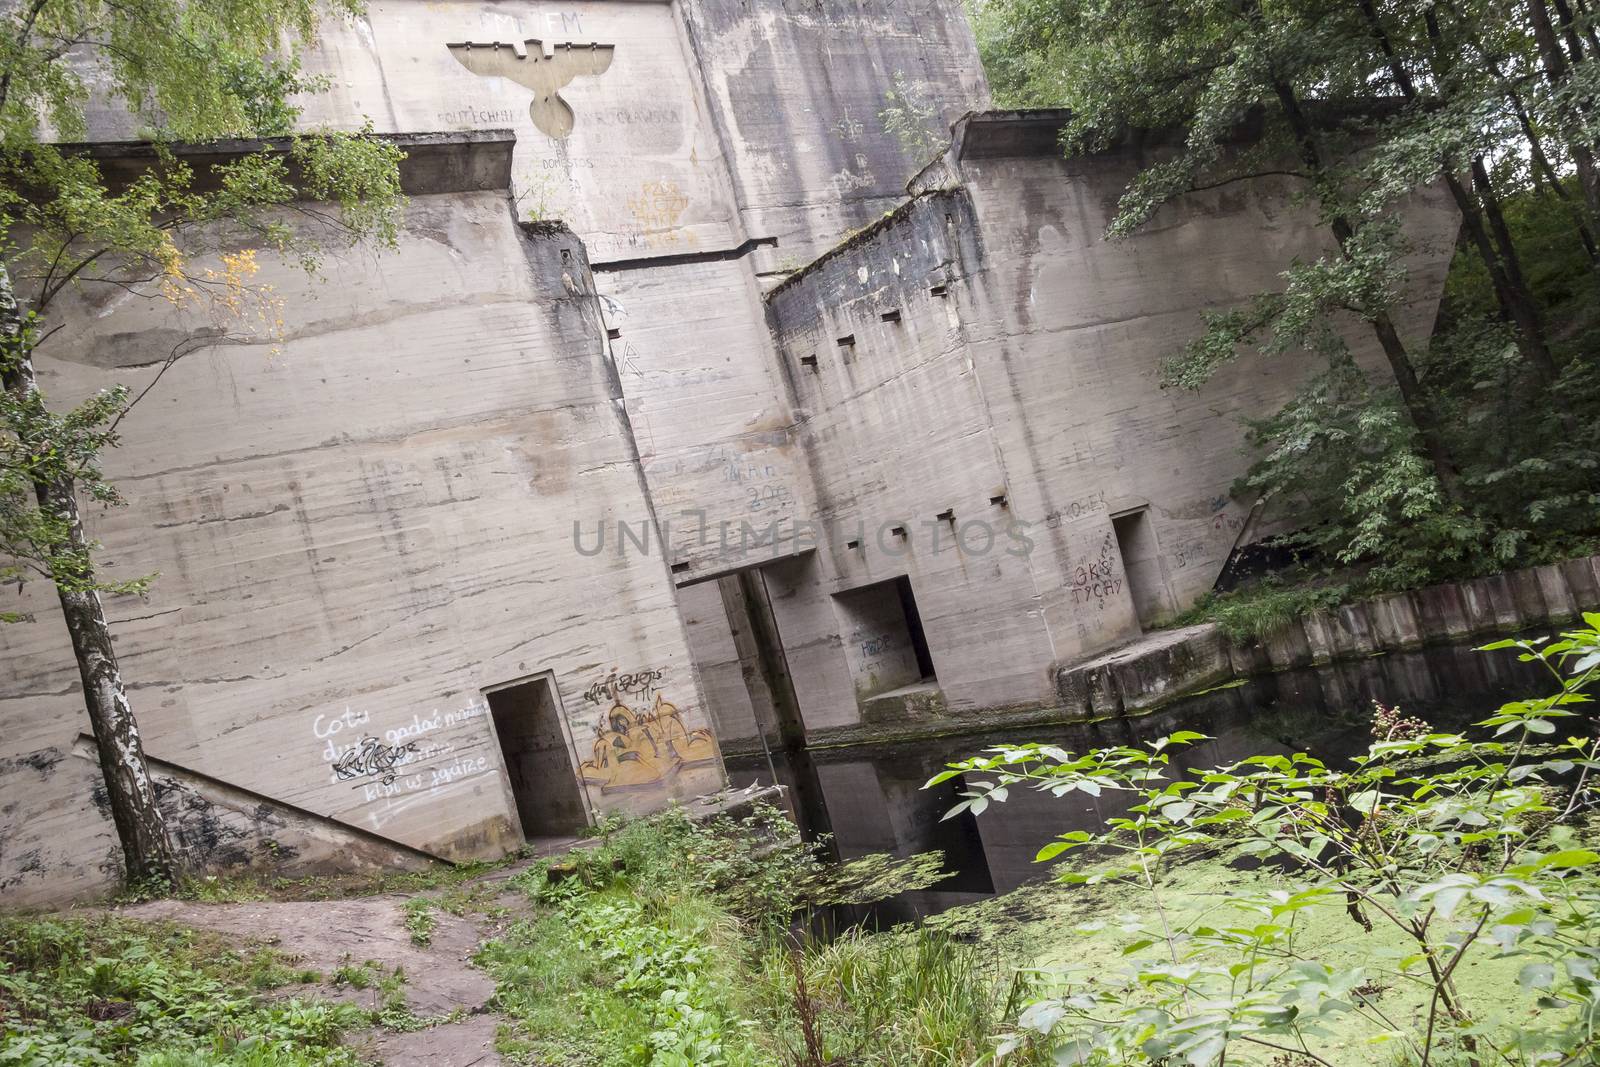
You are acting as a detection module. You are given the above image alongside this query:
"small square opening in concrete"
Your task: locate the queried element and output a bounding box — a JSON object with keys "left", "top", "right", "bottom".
{"left": 833, "top": 575, "right": 936, "bottom": 701}
{"left": 799, "top": 353, "right": 819, "bottom": 370}
{"left": 487, "top": 675, "right": 588, "bottom": 841}
{"left": 880, "top": 309, "right": 902, "bottom": 323}
{"left": 929, "top": 283, "right": 948, "bottom": 298}
{"left": 836, "top": 334, "right": 856, "bottom": 349}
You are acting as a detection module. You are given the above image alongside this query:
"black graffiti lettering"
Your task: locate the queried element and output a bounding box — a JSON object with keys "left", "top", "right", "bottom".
{"left": 333, "top": 736, "right": 421, "bottom": 787}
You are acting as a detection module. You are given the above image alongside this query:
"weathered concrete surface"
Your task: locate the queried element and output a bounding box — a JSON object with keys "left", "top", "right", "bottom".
{"left": 0, "top": 157, "right": 722, "bottom": 905}
{"left": 745, "top": 109, "right": 1459, "bottom": 751}
{"left": 595, "top": 256, "right": 815, "bottom": 574}
{"left": 1051, "top": 554, "right": 1600, "bottom": 718}
{"left": 68, "top": 0, "right": 987, "bottom": 584}
{"left": 678, "top": 0, "right": 990, "bottom": 276}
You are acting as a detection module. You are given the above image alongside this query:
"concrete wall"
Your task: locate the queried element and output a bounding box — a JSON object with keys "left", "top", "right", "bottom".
{"left": 70, "top": 0, "right": 990, "bottom": 583}
{"left": 756, "top": 112, "right": 1459, "bottom": 744}
{"left": 0, "top": 141, "right": 724, "bottom": 905}
{"left": 677, "top": 0, "right": 991, "bottom": 277}
{"left": 947, "top": 116, "right": 1456, "bottom": 667}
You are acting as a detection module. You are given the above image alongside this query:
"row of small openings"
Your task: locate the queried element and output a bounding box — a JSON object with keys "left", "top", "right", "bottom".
{"left": 842, "top": 492, "right": 1009, "bottom": 549}
{"left": 798, "top": 283, "right": 949, "bottom": 372}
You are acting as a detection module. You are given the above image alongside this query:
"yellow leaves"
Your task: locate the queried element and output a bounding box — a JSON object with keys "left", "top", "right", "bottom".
{"left": 159, "top": 246, "right": 285, "bottom": 348}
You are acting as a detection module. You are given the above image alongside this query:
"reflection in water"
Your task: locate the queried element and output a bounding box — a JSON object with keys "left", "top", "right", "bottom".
{"left": 728, "top": 640, "right": 1557, "bottom": 923}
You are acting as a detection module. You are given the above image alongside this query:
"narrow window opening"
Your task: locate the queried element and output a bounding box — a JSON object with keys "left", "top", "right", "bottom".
{"left": 487, "top": 676, "right": 588, "bottom": 841}
{"left": 889, "top": 524, "right": 907, "bottom": 539}
{"left": 606, "top": 327, "right": 622, "bottom": 340}
{"left": 929, "top": 283, "right": 949, "bottom": 298}
{"left": 560, "top": 248, "right": 573, "bottom": 264}
{"left": 836, "top": 334, "right": 856, "bottom": 349}
{"left": 935, "top": 508, "right": 955, "bottom": 524}
{"left": 880, "top": 309, "right": 902, "bottom": 324}
{"left": 989, "top": 492, "right": 1009, "bottom": 508}
{"left": 845, "top": 538, "right": 861, "bottom": 550}
{"left": 896, "top": 576, "right": 937, "bottom": 680}
{"left": 671, "top": 561, "right": 690, "bottom": 575}
{"left": 799, "top": 354, "right": 819, "bottom": 370}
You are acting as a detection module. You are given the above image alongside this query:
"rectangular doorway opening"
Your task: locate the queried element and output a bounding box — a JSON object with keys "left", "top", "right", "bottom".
{"left": 834, "top": 574, "right": 937, "bottom": 699}
{"left": 1111, "top": 507, "right": 1170, "bottom": 631}
{"left": 486, "top": 676, "right": 589, "bottom": 840}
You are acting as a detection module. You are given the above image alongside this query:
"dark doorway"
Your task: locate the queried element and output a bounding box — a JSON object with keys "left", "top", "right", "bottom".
{"left": 1111, "top": 508, "right": 1171, "bottom": 631}
{"left": 486, "top": 676, "right": 589, "bottom": 840}
{"left": 894, "top": 576, "right": 936, "bottom": 680}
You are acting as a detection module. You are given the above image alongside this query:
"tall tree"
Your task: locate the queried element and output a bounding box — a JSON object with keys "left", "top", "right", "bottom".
{"left": 972, "top": 0, "right": 1600, "bottom": 586}
{"left": 0, "top": 0, "right": 403, "bottom": 886}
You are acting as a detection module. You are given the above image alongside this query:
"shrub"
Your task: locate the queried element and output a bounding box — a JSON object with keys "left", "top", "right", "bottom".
{"left": 934, "top": 619, "right": 1600, "bottom": 1065}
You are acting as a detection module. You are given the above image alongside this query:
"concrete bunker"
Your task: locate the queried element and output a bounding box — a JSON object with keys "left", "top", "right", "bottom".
{"left": 486, "top": 675, "right": 590, "bottom": 840}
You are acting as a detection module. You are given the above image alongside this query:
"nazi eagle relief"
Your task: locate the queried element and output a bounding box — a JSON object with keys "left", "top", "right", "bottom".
{"left": 578, "top": 668, "right": 719, "bottom": 793}
{"left": 446, "top": 38, "right": 614, "bottom": 138}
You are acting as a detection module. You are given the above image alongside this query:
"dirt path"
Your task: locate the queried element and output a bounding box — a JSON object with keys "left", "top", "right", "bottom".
{"left": 121, "top": 852, "right": 573, "bottom": 1066}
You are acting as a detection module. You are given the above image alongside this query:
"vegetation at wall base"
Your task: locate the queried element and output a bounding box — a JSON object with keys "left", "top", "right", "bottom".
{"left": 0, "top": 916, "right": 364, "bottom": 1066}
{"left": 935, "top": 619, "right": 1600, "bottom": 1065}
{"left": 477, "top": 802, "right": 1049, "bottom": 1067}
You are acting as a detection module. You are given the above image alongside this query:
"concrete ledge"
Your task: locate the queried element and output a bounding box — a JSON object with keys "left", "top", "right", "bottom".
{"left": 62, "top": 129, "right": 517, "bottom": 197}
{"left": 1051, "top": 553, "right": 1600, "bottom": 721}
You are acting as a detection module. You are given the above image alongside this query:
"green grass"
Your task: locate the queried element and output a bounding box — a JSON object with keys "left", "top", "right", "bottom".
{"left": 475, "top": 806, "right": 1051, "bottom": 1067}
{"left": 1166, "top": 579, "right": 1352, "bottom": 641}
{"left": 0, "top": 916, "right": 363, "bottom": 1066}
{"left": 400, "top": 899, "right": 435, "bottom": 947}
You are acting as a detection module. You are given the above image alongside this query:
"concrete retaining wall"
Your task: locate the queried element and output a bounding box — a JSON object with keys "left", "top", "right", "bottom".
{"left": 1053, "top": 554, "right": 1600, "bottom": 718}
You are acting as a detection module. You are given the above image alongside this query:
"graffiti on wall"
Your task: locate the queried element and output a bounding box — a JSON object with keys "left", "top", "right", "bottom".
{"left": 627, "top": 179, "right": 689, "bottom": 232}
{"left": 332, "top": 738, "right": 421, "bottom": 787}
{"left": 1068, "top": 530, "right": 1124, "bottom": 608}
{"left": 311, "top": 699, "right": 494, "bottom": 831}
{"left": 578, "top": 670, "right": 718, "bottom": 793}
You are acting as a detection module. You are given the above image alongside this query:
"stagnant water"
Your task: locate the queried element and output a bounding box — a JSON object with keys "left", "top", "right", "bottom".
{"left": 726, "top": 638, "right": 1563, "bottom": 923}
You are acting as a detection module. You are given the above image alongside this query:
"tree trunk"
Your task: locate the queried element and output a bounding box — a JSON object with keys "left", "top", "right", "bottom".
{"left": 1260, "top": 62, "right": 1465, "bottom": 499}
{"left": 1531, "top": 0, "right": 1600, "bottom": 220}
{"left": 1400, "top": 4, "right": 1562, "bottom": 384}
{"left": 1454, "top": 0, "right": 1600, "bottom": 258}
{"left": 1469, "top": 157, "right": 1563, "bottom": 384}
{"left": 1552, "top": 0, "right": 1590, "bottom": 62}
{"left": 1575, "top": 0, "right": 1600, "bottom": 54}
{"left": 0, "top": 264, "right": 180, "bottom": 888}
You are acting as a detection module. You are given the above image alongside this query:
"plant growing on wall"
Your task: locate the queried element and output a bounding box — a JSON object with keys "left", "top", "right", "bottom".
{"left": 932, "top": 622, "right": 1600, "bottom": 1065}
{"left": 879, "top": 71, "right": 947, "bottom": 168}
{"left": 0, "top": 0, "right": 403, "bottom": 887}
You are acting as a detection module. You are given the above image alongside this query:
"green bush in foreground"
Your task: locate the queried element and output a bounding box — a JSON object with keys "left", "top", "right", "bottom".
{"left": 938, "top": 620, "right": 1600, "bottom": 1066}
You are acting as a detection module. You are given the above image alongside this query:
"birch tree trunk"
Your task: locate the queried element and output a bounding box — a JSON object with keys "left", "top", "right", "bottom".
{"left": 0, "top": 263, "right": 180, "bottom": 887}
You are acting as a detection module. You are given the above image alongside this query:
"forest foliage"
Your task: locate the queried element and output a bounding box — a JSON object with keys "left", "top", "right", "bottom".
{"left": 972, "top": 0, "right": 1600, "bottom": 595}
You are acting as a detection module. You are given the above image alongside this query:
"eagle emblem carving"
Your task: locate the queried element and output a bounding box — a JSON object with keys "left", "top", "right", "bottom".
{"left": 446, "top": 39, "right": 615, "bottom": 139}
